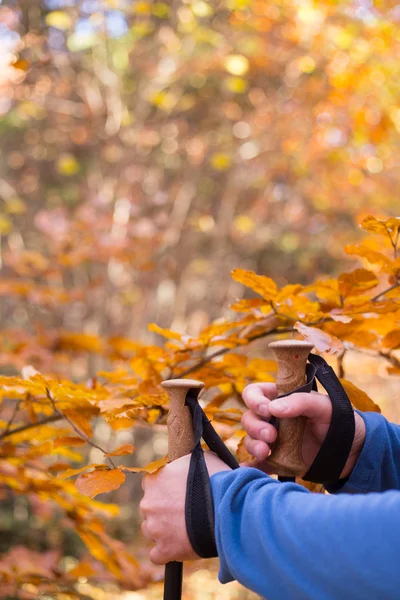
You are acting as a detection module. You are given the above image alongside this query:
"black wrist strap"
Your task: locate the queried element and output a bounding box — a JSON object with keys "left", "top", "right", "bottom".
{"left": 183, "top": 353, "right": 355, "bottom": 557}
{"left": 184, "top": 389, "right": 239, "bottom": 559}
{"left": 302, "top": 354, "right": 355, "bottom": 484}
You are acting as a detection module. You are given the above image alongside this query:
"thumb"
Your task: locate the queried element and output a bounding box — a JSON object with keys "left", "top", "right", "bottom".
{"left": 268, "top": 392, "right": 332, "bottom": 422}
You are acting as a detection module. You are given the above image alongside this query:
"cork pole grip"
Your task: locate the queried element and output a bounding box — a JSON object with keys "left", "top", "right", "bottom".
{"left": 161, "top": 379, "right": 204, "bottom": 462}
{"left": 266, "top": 340, "right": 314, "bottom": 477}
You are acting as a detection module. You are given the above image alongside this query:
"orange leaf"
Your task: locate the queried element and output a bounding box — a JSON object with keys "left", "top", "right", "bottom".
{"left": 104, "top": 443, "right": 135, "bottom": 457}
{"left": 68, "top": 560, "right": 96, "bottom": 579}
{"left": 294, "top": 322, "right": 342, "bottom": 354}
{"left": 231, "top": 269, "right": 277, "bottom": 301}
{"left": 53, "top": 436, "right": 86, "bottom": 447}
{"left": 119, "top": 456, "right": 168, "bottom": 474}
{"left": 63, "top": 409, "right": 92, "bottom": 437}
{"left": 340, "top": 379, "right": 381, "bottom": 413}
{"left": 382, "top": 329, "right": 400, "bottom": 350}
{"left": 236, "top": 434, "right": 254, "bottom": 464}
{"left": 76, "top": 469, "right": 126, "bottom": 498}
{"left": 361, "top": 215, "right": 400, "bottom": 236}
{"left": 344, "top": 244, "right": 391, "bottom": 268}
{"left": 338, "top": 269, "right": 379, "bottom": 297}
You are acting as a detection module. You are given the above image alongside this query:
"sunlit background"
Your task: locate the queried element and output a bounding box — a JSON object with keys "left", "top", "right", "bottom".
{"left": 1, "top": 0, "right": 400, "bottom": 598}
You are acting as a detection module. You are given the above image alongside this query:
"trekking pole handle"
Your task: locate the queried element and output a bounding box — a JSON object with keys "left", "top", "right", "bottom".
{"left": 266, "top": 340, "right": 314, "bottom": 478}
{"left": 161, "top": 378, "right": 204, "bottom": 600}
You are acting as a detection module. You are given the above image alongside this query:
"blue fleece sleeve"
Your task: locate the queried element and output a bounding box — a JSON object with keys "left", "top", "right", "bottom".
{"left": 210, "top": 469, "right": 400, "bottom": 599}
{"left": 327, "top": 411, "right": 400, "bottom": 494}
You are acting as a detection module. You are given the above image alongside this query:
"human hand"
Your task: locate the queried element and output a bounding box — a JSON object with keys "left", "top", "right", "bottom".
{"left": 241, "top": 382, "right": 366, "bottom": 479}
{"left": 140, "top": 451, "right": 230, "bottom": 565}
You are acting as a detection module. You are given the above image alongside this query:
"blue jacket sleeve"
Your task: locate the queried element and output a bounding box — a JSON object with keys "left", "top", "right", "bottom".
{"left": 210, "top": 469, "right": 400, "bottom": 599}
{"left": 327, "top": 411, "right": 400, "bottom": 494}
{"left": 210, "top": 412, "right": 400, "bottom": 599}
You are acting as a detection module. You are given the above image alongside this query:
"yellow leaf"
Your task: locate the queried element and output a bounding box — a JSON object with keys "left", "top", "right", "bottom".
{"left": 361, "top": 215, "right": 400, "bottom": 237}
{"left": 340, "top": 379, "right": 381, "bottom": 413}
{"left": 338, "top": 269, "right": 379, "bottom": 297}
{"left": 230, "top": 298, "right": 266, "bottom": 312}
{"left": 119, "top": 456, "right": 168, "bottom": 474}
{"left": 231, "top": 269, "right": 277, "bottom": 301}
{"left": 148, "top": 323, "right": 182, "bottom": 341}
{"left": 294, "top": 322, "right": 343, "bottom": 354}
{"left": 76, "top": 469, "right": 126, "bottom": 498}
{"left": 45, "top": 10, "right": 73, "bottom": 30}
{"left": 344, "top": 244, "right": 391, "bottom": 268}
{"left": 57, "top": 464, "right": 105, "bottom": 479}
{"left": 104, "top": 443, "right": 135, "bottom": 457}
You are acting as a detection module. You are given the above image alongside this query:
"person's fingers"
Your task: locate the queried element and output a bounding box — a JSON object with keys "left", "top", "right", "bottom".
{"left": 141, "top": 474, "right": 147, "bottom": 492}
{"left": 268, "top": 392, "right": 332, "bottom": 422}
{"left": 244, "top": 435, "right": 270, "bottom": 461}
{"left": 242, "top": 383, "right": 278, "bottom": 418}
{"left": 241, "top": 411, "right": 278, "bottom": 444}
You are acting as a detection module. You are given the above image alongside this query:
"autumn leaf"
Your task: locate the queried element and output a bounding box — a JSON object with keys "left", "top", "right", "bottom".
{"left": 338, "top": 269, "right": 379, "bottom": 297}
{"left": 236, "top": 434, "right": 254, "bottom": 464}
{"left": 344, "top": 244, "right": 391, "bottom": 268}
{"left": 361, "top": 215, "right": 400, "bottom": 237}
{"left": 104, "top": 443, "right": 135, "bottom": 457}
{"left": 53, "top": 436, "right": 86, "bottom": 447}
{"left": 340, "top": 379, "right": 381, "bottom": 413}
{"left": 119, "top": 456, "right": 168, "bottom": 474}
{"left": 294, "top": 322, "right": 343, "bottom": 354}
{"left": 76, "top": 469, "right": 126, "bottom": 498}
{"left": 382, "top": 329, "right": 400, "bottom": 350}
{"left": 231, "top": 269, "right": 278, "bottom": 301}
{"left": 57, "top": 464, "right": 105, "bottom": 479}
{"left": 148, "top": 323, "right": 182, "bottom": 341}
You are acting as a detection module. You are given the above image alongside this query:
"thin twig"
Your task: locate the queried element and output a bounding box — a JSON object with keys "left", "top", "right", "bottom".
{"left": 0, "top": 414, "right": 62, "bottom": 441}
{"left": 174, "top": 326, "right": 296, "bottom": 378}
{"left": 46, "top": 388, "right": 116, "bottom": 469}
{"left": 337, "top": 349, "right": 346, "bottom": 379}
{"left": 2, "top": 400, "right": 21, "bottom": 438}
{"left": 371, "top": 282, "right": 399, "bottom": 302}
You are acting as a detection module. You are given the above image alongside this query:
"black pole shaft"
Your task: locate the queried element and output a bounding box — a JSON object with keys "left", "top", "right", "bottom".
{"left": 164, "top": 561, "right": 183, "bottom": 600}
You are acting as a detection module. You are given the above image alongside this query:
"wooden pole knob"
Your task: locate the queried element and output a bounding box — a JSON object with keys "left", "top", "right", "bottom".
{"left": 266, "top": 340, "right": 314, "bottom": 477}
{"left": 161, "top": 379, "right": 204, "bottom": 462}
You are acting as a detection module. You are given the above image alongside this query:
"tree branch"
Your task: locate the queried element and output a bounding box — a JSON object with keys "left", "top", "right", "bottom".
{"left": 0, "top": 414, "right": 62, "bottom": 441}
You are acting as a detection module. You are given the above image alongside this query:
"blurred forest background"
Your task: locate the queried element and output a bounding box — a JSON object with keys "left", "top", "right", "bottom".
{"left": 1, "top": 0, "right": 400, "bottom": 598}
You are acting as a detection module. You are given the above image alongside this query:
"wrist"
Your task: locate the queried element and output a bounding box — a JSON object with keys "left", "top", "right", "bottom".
{"left": 340, "top": 411, "right": 366, "bottom": 479}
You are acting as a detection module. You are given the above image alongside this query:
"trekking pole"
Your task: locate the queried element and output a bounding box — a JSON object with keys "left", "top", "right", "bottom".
{"left": 267, "top": 340, "right": 314, "bottom": 479}
{"left": 161, "top": 378, "right": 204, "bottom": 600}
